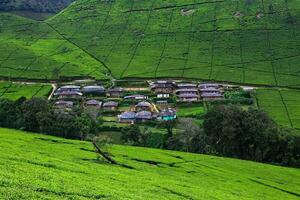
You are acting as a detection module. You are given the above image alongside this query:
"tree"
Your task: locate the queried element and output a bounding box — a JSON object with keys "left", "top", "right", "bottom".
{"left": 121, "top": 125, "right": 140, "bottom": 145}
{"left": 203, "top": 105, "right": 244, "bottom": 157}
{"left": 74, "top": 113, "right": 93, "bottom": 140}
{"left": 177, "top": 118, "right": 201, "bottom": 152}
{"left": 21, "top": 98, "right": 50, "bottom": 132}
{"left": 0, "top": 98, "right": 24, "bottom": 129}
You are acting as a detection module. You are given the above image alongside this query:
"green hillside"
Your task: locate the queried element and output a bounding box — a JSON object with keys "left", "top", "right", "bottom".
{"left": 0, "top": 81, "right": 52, "bottom": 100}
{"left": 0, "top": 13, "right": 108, "bottom": 80}
{"left": 0, "top": 127, "right": 300, "bottom": 199}
{"left": 0, "top": 0, "right": 300, "bottom": 86}
{"left": 255, "top": 88, "right": 300, "bottom": 129}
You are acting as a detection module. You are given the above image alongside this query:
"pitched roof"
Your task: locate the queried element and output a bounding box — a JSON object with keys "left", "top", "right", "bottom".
{"left": 118, "top": 111, "right": 136, "bottom": 119}
{"left": 60, "top": 85, "right": 80, "bottom": 90}
{"left": 136, "top": 101, "right": 151, "bottom": 107}
{"left": 175, "top": 88, "right": 198, "bottom": 93}
{"left": 135, "top": 111, "right": 152, "bottom": 119}
{"left": 85, "top": 100, "right": 101, "bottom": 106}
{"left": 124, "top": 94, "right": 147, "bottom": 100}
{"left": 82, "top": 85, "right": 105, "bottom": 92}
{"left": 199, "top": 83, "right": 220, "bottom": 89}
{"left": 178, "top": 93, "right": 199, "bottom": 98}
{"left": 55, "top": 100, "right": 73, "bottom": 106}
{"left": 57, "top": 91, "right": 83, "bottom": 96}
{"left": 103, "top": 101, "right": 118, "bottom": 107}
{"left": 177, "top": 83, "right": 197, "bottom": 88}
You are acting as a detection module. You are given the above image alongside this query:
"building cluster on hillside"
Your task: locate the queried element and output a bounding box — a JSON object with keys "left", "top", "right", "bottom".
{"left": 52, "top": 80, "right": 239, "bottom": 123}
{"left": 150, "top": 80, "right": 226, "bottom": 102}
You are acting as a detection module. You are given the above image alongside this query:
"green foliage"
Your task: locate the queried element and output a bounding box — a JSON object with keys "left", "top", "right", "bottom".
{"left": 256, "top": 88, "right": 300, "bottom": 129}
{"left": 203, "top": 105, "right": 300, "bottom": 167}
{"left": 0, "top": 82, "right": 52, "bottom": 100}
{"left": 0, "top": 0, "right": 299, "bottom": 87}
{"left": 0, "top": 128, "right": 300, "bottom": 199}
{"left": 0, "top": 98, "right": 101, "bottom": 139}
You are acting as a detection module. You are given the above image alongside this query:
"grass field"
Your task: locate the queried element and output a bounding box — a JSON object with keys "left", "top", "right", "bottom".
{"left": 255, "top": 88, "right": 300, "bottom": 129}
{"left": 0, "top": 81, "right": 52, "bottom": 100}
{"left": 0, "top": 128, "right": 300, "bottom": 199}
{"left": 177, "top": 104, "right": 205, "bottom": 117}
{"left": 0, "top": 0, "right": 300, "bottom": 87}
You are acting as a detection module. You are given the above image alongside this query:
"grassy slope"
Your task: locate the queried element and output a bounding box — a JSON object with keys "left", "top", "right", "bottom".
{"left": 0, "top": 13, "right": 108, "bottom": 80}
{"left": 0, "top": 0, "right": 299, "bottom": 86}
{"left": 0, "top": 128, "right": 300, "bottom": 199}
{"left": 0, "top": 81, "right": 52, "bottom": 100}
{"left": 256, "top": 88, "right": 300, "bottom": 129}
{"left": 47, "top": 0, "right": 300, "bottom": 87}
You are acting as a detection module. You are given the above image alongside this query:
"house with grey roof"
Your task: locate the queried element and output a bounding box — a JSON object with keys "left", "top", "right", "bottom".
{"left": 124, "top": 94, "right": 148, "bottom": 100}
{"left": 55, "top": 85, "right": 81, "bottom": 96}
{"left": 54, "top": 100, "right": 74, "bottom": 109}
{"left": 57, "top": 91, "right": 83, "bottom": 99}
{"left": 135, "top": 111, "right": 152, "bottom": 122}
{"left": 135, "top": 101, "right": 152, "bottom": 112}
{"left": 201, "top": 92, "right": 224, "bottom": 101}
{"left": 177, "top": 83, "right": 198, "bottom": 89}
{"left": 85, "top": 100, "right": 102, "bottom": 108}
{"left": 82, "top": 85, "right": 105, "bottom": 96}
{"left": 103, "top": 101, "right": 119, "bottom": 111}
{"left": 107, "top": 87, "right": 124, "bottom": 98}
{"left": 118, "top": 111, "right": 136, "bottom": 124}
{"left": 178, "top": 93, "right": 199, "bottom": 102}
{"left": 199, "top": 83, "right": 220, "bottom": 89}
{"left": 150, "top": 80, "right": 175, "bottom": 94}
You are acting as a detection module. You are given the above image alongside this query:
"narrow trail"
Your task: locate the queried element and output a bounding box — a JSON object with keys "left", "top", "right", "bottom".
{"left": 48, "top": 84, "right": 57, "bottom": 100}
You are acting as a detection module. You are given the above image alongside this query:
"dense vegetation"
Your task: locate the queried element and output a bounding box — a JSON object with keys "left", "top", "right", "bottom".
{"left": 0, "top": 0, "right": 299, "bottom": 86}
{"left": 0, "top": 0, "right": 73, "bottom": 13}
{"left": 1, "top": 97, "right": 299, "bottom": 167}
{"left": 0, "top": 127, "right": 300, "bottom": 199}
{"left": 0, "top": 98, "right": 100, "bottom": 140}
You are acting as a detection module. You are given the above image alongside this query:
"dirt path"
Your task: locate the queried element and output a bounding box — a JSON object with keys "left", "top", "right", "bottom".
{"left": 48, "top": 84, "right": 57, "bottom": 100}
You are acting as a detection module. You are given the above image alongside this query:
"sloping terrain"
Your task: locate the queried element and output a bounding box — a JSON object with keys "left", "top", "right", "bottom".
{"left": 0, "top": 128, "right": 300, "bottom": 199}
{"left": 0, "top": 0, "right": 300, "bottom": 86}
{"left": 0, "top": 13, "right": 108, "bottom": 80}
{"left": 0, "top": 0, "right": 73, "bottom": 13}
{"left": 256, "top": 88, "right": 300, "bottom": 129}
{"left": 0, "top": 81, "right": 52, "bottom": 100}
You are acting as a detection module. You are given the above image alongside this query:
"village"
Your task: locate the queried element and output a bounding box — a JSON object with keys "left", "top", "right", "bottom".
{"left": 51, "top": 80, "right": 252, "bottom": 125}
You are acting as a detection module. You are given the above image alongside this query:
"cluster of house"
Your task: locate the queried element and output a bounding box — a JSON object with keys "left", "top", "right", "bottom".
{"left": 52, "top": 80, "right": 232, "bottom": 123}
{"left": 54, "top": 85, "right": 125, "bottom": 99}
{"left": 150, "top": 80, "right": 224, "bottom": 102}
{"left": 118, "top": 102, "right": 177, "bottom": 124}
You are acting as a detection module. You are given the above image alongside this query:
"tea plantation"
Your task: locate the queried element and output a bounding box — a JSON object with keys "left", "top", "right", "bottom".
{"left": 255, "top": 88, "right": 300, "bottom": 129}
{"left": 0, "top": 128, "right": 299, "bottom": 199}
{"left": 0, "top": 0, "right": 299, "bottom": 86}
{"left": 0, "top": 81, "right": 52, "bottom": 100}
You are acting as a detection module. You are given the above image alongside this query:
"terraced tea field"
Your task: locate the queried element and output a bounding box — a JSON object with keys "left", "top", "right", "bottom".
{"left": 0, "top": 0, "right": 300, "bottom": 87}
{"left": 0, "top": 127, "right": 300, "bottom": 199}
{"left": 0, "top": 81, "right": 52, "bottom": 100}
{"left": 0, "top": 14, "right": 108, "bottom": 80}
{"left": 255, "top": 88, "right": 300, "bottom": 129}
